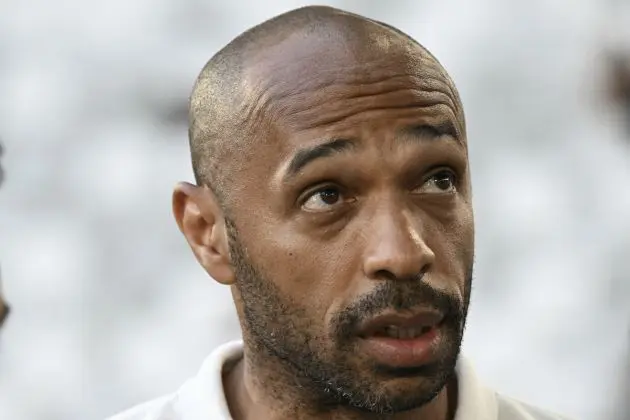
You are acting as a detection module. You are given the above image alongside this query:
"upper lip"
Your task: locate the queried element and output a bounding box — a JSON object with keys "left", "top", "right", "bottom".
{"left": 358, "top": 308, "right": 445, "bottom": 337}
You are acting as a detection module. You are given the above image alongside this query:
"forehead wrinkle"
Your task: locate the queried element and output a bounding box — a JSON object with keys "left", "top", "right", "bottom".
{"left": 273, "top": 83, "right": 459, "bottom": 135}
{"left": 404, "top": 55, "right": 463, "bottom": 122}
{"left": 290, "top": 97, "right": 458, "bottom": 134}
{"left": 245, "top": 77, "right": 460, "bottom": 140}
{"left": 280, "top": 72, "right": 454, "bottom": 105}
{"left": 237, "top": 74, "right": 281, "bottom": 141}
{"left": 243, "top": 55, "right": 462, "bottom": 133}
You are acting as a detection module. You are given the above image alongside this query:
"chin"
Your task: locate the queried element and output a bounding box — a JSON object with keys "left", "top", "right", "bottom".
{"left": 385, "top": 375, "right": 448, "bottom": 403}
{"left": 346, "top": 384, "right": 444, "bottom": 415}
{"left": 333, "top": 365, "right": 452, "bottom": 415}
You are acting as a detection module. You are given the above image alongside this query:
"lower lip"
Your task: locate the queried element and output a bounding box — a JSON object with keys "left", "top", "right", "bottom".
{"left": 359, "top": 327, "right": 440, "bottom": 367}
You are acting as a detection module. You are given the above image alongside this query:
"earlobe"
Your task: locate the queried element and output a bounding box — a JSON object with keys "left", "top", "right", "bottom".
{"left": 172, "top": 182, "right": 236, "bottom": 285}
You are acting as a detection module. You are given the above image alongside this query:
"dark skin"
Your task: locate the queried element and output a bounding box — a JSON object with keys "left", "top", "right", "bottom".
{"left": 174, "top": 21, "right": 473, "bottom": 420}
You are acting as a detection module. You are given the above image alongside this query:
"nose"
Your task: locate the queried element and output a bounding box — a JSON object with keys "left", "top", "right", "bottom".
{"left": 362, "top": 206, "right": 435, "bottom": 281}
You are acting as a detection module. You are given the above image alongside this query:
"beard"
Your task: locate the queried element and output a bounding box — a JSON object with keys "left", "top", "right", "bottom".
{"left": 226, "top": 217, "right": 471, "bottom": 415}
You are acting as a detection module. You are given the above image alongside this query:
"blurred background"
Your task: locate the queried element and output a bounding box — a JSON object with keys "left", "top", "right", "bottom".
{"left": 1, "top": 1, "right": 629, "bottom": 419}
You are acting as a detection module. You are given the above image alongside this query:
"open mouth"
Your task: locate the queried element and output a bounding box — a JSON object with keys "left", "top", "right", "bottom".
{"left": 356, "top": 311, "right": 445, "bottom": 367}
{"left": 368, "top": 325, "right": 435, "bottom": 340}
{"left": 357, "top": 309, "right": 445, "bottom": 339}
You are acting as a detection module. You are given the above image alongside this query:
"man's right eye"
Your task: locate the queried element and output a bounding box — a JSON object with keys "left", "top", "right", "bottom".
{"left": 301, "top": 187, "right": 344, "bottom": 212}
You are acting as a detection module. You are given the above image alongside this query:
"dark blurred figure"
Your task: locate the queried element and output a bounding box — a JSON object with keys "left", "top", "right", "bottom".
{"left": 0, "top": 142, "right": 9, "bottom": 330}
{"left": 606, "top": 48, "right": 630, "bottom": 420}
{"left": 0, "top": 274, "right": 8, "bottom": 330}
{"left": 606, "top": 51, "right": 630, "bottom": 138}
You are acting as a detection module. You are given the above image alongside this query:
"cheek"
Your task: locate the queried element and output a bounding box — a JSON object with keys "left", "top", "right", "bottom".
{"left": 456, "top": 205, "right": 475, "bottom": 260}
{"left": 430, "top": 204, "right": 474, "bottom": 281}
{"left": 246, "top": 224, "right": 344, "bottom": 316}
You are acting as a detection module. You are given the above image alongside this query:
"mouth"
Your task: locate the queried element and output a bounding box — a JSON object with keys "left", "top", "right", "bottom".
{"left": 356, "top": 309, "right": 445, "bottom": 368}
{"left": 363, "top": 324, "right": 437, "bottom": 339}
{"left": 358, "top": 309, "right": 445, "bottom": 339}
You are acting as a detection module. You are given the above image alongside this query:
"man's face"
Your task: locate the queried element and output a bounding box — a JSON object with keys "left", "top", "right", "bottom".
{"left": 219, "top": 37, "right": 475, "bottom": 415}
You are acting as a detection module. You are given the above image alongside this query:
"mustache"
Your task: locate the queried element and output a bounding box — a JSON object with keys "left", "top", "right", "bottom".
{"left": 333, "top": 279, "right": 464, "bottom": 340}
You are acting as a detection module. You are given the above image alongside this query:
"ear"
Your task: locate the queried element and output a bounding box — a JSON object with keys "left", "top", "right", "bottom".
{"left": 172, "top": 182, "right": 235, "bottom": 285}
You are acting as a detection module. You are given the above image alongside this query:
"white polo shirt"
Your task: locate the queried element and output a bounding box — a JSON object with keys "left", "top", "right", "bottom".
{"left": 107, "top": 341, "right": 569, "bottom": 420}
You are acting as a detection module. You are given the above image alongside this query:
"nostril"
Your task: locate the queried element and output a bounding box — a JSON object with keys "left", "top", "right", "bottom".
{"left": 373, "top": 269, "right": 398, "bottom": 282}
{"left": 372, "top": 268, "right": 427, "bottom": 283}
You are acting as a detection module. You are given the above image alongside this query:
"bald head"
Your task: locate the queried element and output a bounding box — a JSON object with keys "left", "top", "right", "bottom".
{"left": 188, "top": 6, "right": 463, "bottom": 207}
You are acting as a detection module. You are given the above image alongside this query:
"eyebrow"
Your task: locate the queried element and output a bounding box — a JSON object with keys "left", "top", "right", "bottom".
{"left": 399, "top": 120, "right": 460, "bottom": 142}
{"left": 283, "top": 120, "right": 460, "bottom": 181}
{"left": 284, "top": 137, "right": 356, "bottom": 179}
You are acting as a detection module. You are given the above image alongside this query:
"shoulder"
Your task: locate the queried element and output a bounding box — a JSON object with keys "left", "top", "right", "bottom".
{"left": 496, "top": 393, "right": 572, "bottom": 420}
{"left": 104, "top": 341, "right": 243, "bottom": 420}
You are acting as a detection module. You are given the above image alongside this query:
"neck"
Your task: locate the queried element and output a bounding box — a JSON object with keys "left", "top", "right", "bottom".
{"left": 223, "top": 349, "right": 458, "bottom": 420}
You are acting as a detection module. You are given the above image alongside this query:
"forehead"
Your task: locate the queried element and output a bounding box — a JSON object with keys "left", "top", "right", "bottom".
{"left": 228, "top": 34, "right": 467, "bottom": 202}
{"left": 241, "top": 34, "right": 463, "bottom": 144}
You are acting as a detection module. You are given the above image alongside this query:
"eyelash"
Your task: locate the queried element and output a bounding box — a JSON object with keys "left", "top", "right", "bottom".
{"left": 424, "top": 167, "right": 459, "bottom": 186}
{"left": 298, "top": 167, "right": 459, "bottom": 204}
{"left": 299, "top": 182, "right": 342, "bottom": 204}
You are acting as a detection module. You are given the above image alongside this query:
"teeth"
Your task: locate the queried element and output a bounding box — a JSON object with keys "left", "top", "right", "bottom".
{"left": 382, "top": 325, "right": 430, "bottom": 339}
